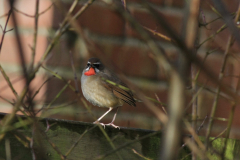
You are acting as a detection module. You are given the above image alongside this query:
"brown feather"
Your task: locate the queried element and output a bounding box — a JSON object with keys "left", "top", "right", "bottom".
{"left": 102, "top": 81, "right": 136, "bottom": 107}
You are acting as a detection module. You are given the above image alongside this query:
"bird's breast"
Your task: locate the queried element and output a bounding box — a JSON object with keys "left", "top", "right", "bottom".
{"left": 81, "top": 75, "right": 123, "bottom": 108}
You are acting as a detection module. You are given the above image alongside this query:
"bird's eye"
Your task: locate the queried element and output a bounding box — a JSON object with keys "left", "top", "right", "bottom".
{"left": 87, "top": 63, "right": 90, "bottom": 67}
{"left": 93, "top": 64, "right": 99, "bottom": 68}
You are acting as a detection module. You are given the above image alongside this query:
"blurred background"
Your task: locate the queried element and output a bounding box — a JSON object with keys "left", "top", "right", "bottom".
{"left": 1, "top": 0, "right": 240, "bottom": 141}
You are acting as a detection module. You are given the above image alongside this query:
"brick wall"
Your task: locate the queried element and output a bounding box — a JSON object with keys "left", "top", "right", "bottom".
{"left": 1, "top": 0, "right": 240, "bottom": 138}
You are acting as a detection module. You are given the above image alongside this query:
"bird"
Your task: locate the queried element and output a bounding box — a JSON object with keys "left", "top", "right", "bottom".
{"left": 81, "top": 57, "right": 136, "bottom": 129}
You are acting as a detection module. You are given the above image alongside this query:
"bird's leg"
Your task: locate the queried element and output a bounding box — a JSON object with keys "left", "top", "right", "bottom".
{"left": 93, "top": 107, "right": 113, "bottom": 128}
{"left": 106, "top": 107, "right": 120, "bottom": 129}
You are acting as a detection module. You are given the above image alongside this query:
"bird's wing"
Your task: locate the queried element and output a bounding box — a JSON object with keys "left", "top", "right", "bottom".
{"left": 101, "top": 72, "right": 136, "bottom": 107}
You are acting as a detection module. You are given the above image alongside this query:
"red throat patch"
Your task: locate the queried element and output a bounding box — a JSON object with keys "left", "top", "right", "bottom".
{"left": 84, "top": 67, "right": 95, "bottom": 76}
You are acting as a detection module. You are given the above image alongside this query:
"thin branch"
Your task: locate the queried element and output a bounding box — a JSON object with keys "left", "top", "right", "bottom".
{"left": 0, "top": 64, "right": 19, "bottom": 98}
{"left": 97, "top": 130, "right": 161, "bottom": 159}
{"left": 205, "top": 2, "right": 239, "bottom": 152}
{"left": 39, "top": 127, "right": 68, "bottom": 160}
{"left": 45, "top": 80, "right": 71, "bottom": 109}
{"left": 196, "top": 115, "right": 208, "bottom": 134}
{"left": 155, "top": 93, "right": 167, "bottom": 114}
{"left": 143, "top": 26, "right": 173, "bottom": 42}
{"left": 31, "top": 76, "right": 53, "bottom": 101}
{"left": 221, "top": 4, "right": 240, "bottom": 158}
{"left": 13, "top": 3, "right": 53, "bottom": 18}
{"left": 65, "top": 125, "right": 97, "bottom": 157}
{"left": 132, "top": 149, "right": 152, "bottom": 160}
{"left": 69, "top": 51, "right": 79, "bottom": 93}
{"left": 30, "top": 0, "right": 39, "bottom": 70}
{"left": 0, "top": 9, "right": 12, "bottom": 53}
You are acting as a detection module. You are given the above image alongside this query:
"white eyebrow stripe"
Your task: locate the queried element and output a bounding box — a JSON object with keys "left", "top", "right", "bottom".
{"left": 86, "top": 66, "right": 90, "bottom": 71}
{"left": 93, "top": 62, "right": 100, "bottom": 64}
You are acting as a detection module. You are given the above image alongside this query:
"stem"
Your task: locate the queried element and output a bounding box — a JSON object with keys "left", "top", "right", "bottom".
{"left": 30, "top": 0, "right": 39, "bottom": 70}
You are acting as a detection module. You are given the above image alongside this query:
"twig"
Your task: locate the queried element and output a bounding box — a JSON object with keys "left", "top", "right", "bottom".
{"left": 0, "top": 96, "right": 14, "bottom": 105}
{"left": 5, "top": 138, "right": 11, "bottom": 160}
{"left": 212, "top": 0, "right": 240, "bottom": 46}
{"left": 198, "top": 24, "right": 227, "bottom": 48}
{"left": 39, "top": 126, "right": 67, "bottom": 160}
{"left": 37, "top": 100, "right": 77, "bottom": 116}
{"left": 132, "top": 149, "right": 152, "bottom": 160}
{"left": 45, "top": 80, "right": 71, "bottom": 109}
{"left": 0, "top": 64, "right": 19, "bottom": 98}
{"left": 210, "top": 128, "right": 227, "bottom": 143}
{"left": 42, "top": 66, "right": 77, "bottom": 93}
{"left": 143, "top": 26, "right": 173, "bottom": 42}
{"left": 0, "top": 13, "right": 9, "bottom": 18}
{"left": 0, "top": 0, "right": 32, "bottom": 141}
{"left": 97, "top": 130, "right": 161, "bottom": 159}
{"left": 13, "top": 3, "right": 53, "bottom": 18}
{"left": 44, "top": 119, "right": 57, "bottom": 132}
{"left": 65, "top": 125, "right": 97, "bottom": 157}
{"left": 155, "top": 93, "right": 167, "bottom": 114}
{"left": 0, "top": 9, "right": 12, "bottom": 53}
{"left": 221, "top": 4, "right": 240, "bottom": 159}
{"left": 30, "top": 127, "right": 36, "bottom": 160}
{"left": 69, "top": 51, "right": 79, "bottom": 93}
{"left": 31, "top": 76, "right": 53, "bottom": 101}
{"left": 183, "top": 137, "right": 208, "bottom": 160}
{"left": 196, "top": 115, "right": 208, "bottom": 134}
{"left": 205, "top": 2, "right": 239, "bottom": 152}
{"left": 32, "top": 0, "right": 95, "bottom": 82}
{"left": 30, "top": 0, "right": 40, "bottom": 70}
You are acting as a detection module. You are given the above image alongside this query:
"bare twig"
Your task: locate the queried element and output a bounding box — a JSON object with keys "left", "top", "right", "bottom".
{"left": 65, "top": 125, "right": 97, "bottom": 157}
{"left": 13, "top": 3, "right": 53, "bottom": 18}
{"left": 132, "top": 149, "right": 152, "bottom": 160}
{"left": 30, "top": 0, "right": 39, "bottom": 70}
{"left": 143, "top": 26, "right": 173, "bottom": 42}
{"left": 31, "top": 76, "right": 53, "bottom": 101}
{"left": 196, "top": 115, "right": 208, "bottom": 134}
{"left": 69, "top": 51, "right": 79, "bottom": 93}
{"left": 0, "top": 9, "right": 12, "bottom": 53}
{"left": 221, "top": 4, "right": 240, "bottom": 158}
{"left": 205, "top": 2, "right": 240, "bottom": 153}
{"left": 0, "top": 64, "right": 18, "bottom": 98}
{"left": 39, "top": 127, "right": 67, "bottom": 160}
{"left": 45, "top": 80, "right": 71, "bottom": 109}
{"left": 97, "top": 130, "right": 161, "bottom": 159}
{"left": 155, "top": 93, "right": 167, "bottom": 114}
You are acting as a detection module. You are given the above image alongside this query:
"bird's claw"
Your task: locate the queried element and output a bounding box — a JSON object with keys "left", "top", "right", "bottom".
{"left": 93, "top": 121, "right": 106, "bottom": 129}
{"left": 93, "top": 121, "right": 120, "bottom": 129}
{"left": 106, "top": 123, "right": 120, "bottom": 129}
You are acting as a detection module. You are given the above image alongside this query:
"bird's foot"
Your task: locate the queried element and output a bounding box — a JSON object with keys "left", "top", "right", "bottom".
{"left": 93, "top": 121, "right": 106, "bottom": 129}
{"left": 106, "top": 123, "right": 120, "bottom": 129}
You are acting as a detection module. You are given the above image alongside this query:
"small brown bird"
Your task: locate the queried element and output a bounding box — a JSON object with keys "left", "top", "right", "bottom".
{"left": 81, "top": 57, "right": 136, "bottom": 129}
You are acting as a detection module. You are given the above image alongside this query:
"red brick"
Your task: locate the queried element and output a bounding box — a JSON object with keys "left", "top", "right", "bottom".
{"left": 78, "top": 5, "right": 125, "bottom": 36}
{"left": 201, "top": 0, "right": 239, "bottom": 13}
{"left": 127, "top": 8, "right": 183, "bottom": 40}
{"left": 4, "top": 0, "right": 53, "bottom": 28}
{"left": 0, "top": 74, "right": 47, "bottom": 104}
{"left": 201, "top": 17, "right": 240, "bottom": 52}
{"left": 196, "top": 52, "right": 239, "bottom": 88}
{"left": 127, "top": 0, "right": 165, "bottom": 5}
{"left": 127, "top": 0, "right": 184, "bottom": 8}
{"left": 0, "top": 34, "right": 47, "bottom": 64}
{"left": 52, "top": 3, "right": 125, "bottom": 36}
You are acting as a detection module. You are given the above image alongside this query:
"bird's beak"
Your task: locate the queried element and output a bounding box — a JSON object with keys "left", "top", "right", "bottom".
{"left": 84, "top": 67, "right": 96, "bottom": 76}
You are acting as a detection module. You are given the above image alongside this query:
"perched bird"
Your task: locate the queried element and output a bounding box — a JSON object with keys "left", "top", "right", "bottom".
{"left": 81, "top": 57, "right": 136, "bottom": 129}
